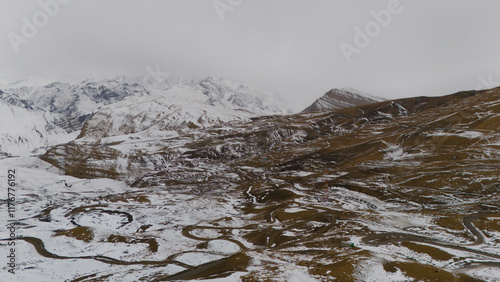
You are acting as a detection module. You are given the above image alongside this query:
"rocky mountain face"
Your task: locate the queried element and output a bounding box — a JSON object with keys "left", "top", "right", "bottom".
{"left": 0, "top": 76, "right": 289, "bottom": 155}
{"left": 35, "top": 86, "right": 500, "bottom": 280}
{"left": 302, "top": 88, "right": 384, "bottom": 113}
{"left": 1, "top": 78, "right": 151, "bottom": 132}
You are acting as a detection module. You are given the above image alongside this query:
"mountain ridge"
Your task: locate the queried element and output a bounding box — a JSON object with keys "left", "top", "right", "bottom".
{"left": 302, "top": 88, "right": 385, "bottom": 113}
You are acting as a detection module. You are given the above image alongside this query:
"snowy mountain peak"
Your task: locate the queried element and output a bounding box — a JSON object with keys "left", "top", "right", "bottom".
{"left": 195, "top": 77, "right": 289, "bottom": 115}
{"left": 302, "top": 88, "right": 384, "bottom": 113}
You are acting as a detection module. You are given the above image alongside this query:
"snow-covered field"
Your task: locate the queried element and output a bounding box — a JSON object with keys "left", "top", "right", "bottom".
{"left": 2, "top": 154, "right": 499, "bottom": 281}
{"left": 0, "top": 157, "right": 250, "bottom": 281}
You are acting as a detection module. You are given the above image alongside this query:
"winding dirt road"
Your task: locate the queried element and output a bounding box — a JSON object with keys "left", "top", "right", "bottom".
{"left": 362, "top": 212, "right": 500, "bottom": 264}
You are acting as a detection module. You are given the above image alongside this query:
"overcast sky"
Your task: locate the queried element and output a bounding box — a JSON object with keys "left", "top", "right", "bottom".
{"left": 1, "top": 0, "right": 500, "bottom": 109}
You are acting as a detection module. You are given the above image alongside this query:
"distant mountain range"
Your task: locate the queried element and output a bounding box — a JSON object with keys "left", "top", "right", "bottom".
{"left": 0, "top": 76, "right": 385, "bottom": 156}
{"left": 0, "top": 76, "right": 293, "bottom": 155}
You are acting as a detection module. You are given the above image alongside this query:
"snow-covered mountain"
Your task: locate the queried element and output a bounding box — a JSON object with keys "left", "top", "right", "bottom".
{"left": 1, "top": 77, "right": 152, "bottom": 133}
{"left": 0, "top": 99, "right": 77, "bottom": 156}
{"left": 302, "top": 88, "right": 384, "bottom": 113}
{"left": 195, "top": 77, "right": 286, "bottom": 115}
{"left": 0, "top": 75, "right": 291, "bottom": 155}
{"left": 77, "top": 85, "right": 267, "bottom": 140}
